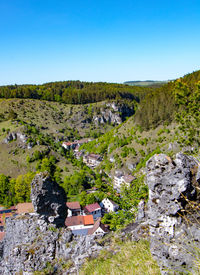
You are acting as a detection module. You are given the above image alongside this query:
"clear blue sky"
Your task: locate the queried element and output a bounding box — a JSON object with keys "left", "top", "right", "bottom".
{"left": 0, "top": 0, "right": 200, "bottom": 85}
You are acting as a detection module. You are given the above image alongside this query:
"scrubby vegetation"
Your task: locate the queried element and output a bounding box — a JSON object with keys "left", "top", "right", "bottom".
{"left": 81, "top": 239, "right": 161, "bottom": 275}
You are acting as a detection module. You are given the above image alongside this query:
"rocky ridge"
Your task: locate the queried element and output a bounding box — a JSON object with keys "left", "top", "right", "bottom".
{"left": 0, "top": 173, "right": 104, "bottom": 274}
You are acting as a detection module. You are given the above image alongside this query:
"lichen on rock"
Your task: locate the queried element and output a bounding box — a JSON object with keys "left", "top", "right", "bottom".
{"left": 146, "top": 153, "right": 200, "bottom": 274}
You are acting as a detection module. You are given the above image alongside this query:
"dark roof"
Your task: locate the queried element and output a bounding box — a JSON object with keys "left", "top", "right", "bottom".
{"left": 84, "top": 203, "right": 101, "bottom": 213}
{"left": 66, "top": 201, "right": 81, "bottom": 210}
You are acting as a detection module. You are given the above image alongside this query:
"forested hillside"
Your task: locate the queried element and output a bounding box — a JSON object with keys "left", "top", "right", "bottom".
{"left": 0, "top": 81, "right": 154, "bottom": 104}
{"left": 134, "top": 70, "right": 200, "bottom": 130}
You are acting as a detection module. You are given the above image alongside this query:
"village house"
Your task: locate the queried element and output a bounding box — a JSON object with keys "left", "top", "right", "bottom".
{"left": 113, "top": 171, "right": 135, "bottom": 189}
{"left": 62, "top": 141, "right": 77, "bottom": 150}
{"left": 122, "top": 174, "right": 135, "bottom": 187}
{"left": 88, "top": 218, "right": 109, "bottom": 236}
{"left": 83, "top": 153, "right": 103, "bottom": 168}
{"left": 84, "top": 202, "right": 101, "bottom": 220}
{"left": 66, "top": 201, "right": 81, "bottom": 217}
{"left": 100, "top": 198, "right": 119, "bottom": 213}
{"left": 65, "top": 215, "right": 94, "bottom": 235}
{"left": 73, "top": 150, "right": 84, "bottom": 160}
{"left": 113, "top": 171, "right": 124, "bottom": 189}
{"left": 62, "top": 138, "right": 92, "bottom": 151}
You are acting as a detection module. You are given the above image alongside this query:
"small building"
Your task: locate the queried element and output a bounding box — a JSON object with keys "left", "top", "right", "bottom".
{"left": 83, "top": 154, "right": 102, "bottom": 168}
{"left": 62, "top": 138, "right": 92, "bottom": 151}
{"left": 84, "top": 203, "right": 101, "bottom": 220}
{"left": 74, "top": 150, "right": 84, "bottom": 159}
{"left": 66, "top": 201, "right": 81, "bottom": 217}
{"left": 62, "top": 141, "right": 77, "bottom": 150}
{"left": 113, "top": 171, "right": 135, "bottom": 189}
{"left": 100, "top": 198, "right": 119, "bottom": 213}
{"left": 65, "top": 215, "right": 94, "bottom": 231}
{"left": 113, "top": 171, "right": 124, "bottom": 189}
{"left": 122, "top": 174, "right": 135, "bottom": 187}
{"left": 88, "top": 218, "right": 109, "bottom": 236}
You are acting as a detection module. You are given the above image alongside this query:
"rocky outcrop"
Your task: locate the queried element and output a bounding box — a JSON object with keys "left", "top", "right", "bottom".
{"left": 0, "top": 214, "right": 61, "bottom": 274}
{"left": 2, "top": 131, "right": 27, "bottom": 144}
{"left": 93, "top": 102, "right": 134, "bottom": 125}
{"left": 0, "top": 173, "right": 104, "bottom": 274}
{"left": 0, "top": 214, "right": 103, "bottom": 274}
{"left": 31, "top": 172, "right": 67, "bottom": 227}
{"left": 146, "top": 153, "right": 200, "bottom": 274}
{"left": 3, "top": 132, "right": 17, "bottom": 143}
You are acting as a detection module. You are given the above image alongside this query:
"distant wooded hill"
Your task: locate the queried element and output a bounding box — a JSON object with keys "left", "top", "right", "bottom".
{"left": 124, "top": 80, "right": 169, "bottom": 87}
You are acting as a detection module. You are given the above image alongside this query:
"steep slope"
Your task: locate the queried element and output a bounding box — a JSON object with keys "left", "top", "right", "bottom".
{"left": 134, "top": 69, "right": 200, "bottom": 130}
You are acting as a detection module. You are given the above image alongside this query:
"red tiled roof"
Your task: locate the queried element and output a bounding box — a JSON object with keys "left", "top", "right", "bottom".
{"left": 65, "top": 216, "right": 84, "bottom": 227}
{"left": 84, "top": 203, "right": 101, "bottom": 213}
{"left": 83, "top": 215, "right": 94, "bottom": 225}
{"left": 65, "top": 215, "right": 94, "bottom": 227}
{"left": 66, "top": 201, "right": 81, "bottom": 210}
{"left": 16, "top": 203, "right": 34, "bottom": 214}
{"left": 0, "top": 232, "right": 5, "bottom": 241}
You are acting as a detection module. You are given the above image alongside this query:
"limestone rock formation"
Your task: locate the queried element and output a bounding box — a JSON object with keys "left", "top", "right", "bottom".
{"left": 93, "top": 102, "right": 134, "bottom": 126}
{"left": 0, "top": 214, "right": 103, "bottom": 274}
{"left": 0, "top": 173, "right": 103, "bottom": 274}
{"left": 146, "top": 153, "right": 200, "bottom": 274}
{"left": 2, "top": 131, "right": 28, "bottom": 144}
{"left": 31, "top": 172, "right": 67, "bottom": 226}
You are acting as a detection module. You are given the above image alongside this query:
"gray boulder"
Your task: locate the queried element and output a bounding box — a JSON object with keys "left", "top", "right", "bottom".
{"left": 3, "top": 132, "right": 17, "bottom": 143}
{"left": 146, "top": 153, "right": 200, "bottom": 274}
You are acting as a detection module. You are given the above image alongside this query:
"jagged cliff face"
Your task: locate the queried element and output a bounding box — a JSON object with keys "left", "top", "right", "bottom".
{"left": 146, "top": 153, "right": 200, "bottom": 274}
{"left": 93, "top": 102, "right": 134, "bottom": 125}
{"left": 0, "top": 173, "right": 103, "bottom": 274}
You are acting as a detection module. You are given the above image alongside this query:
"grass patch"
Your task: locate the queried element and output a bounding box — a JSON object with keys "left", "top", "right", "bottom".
{"left": 80, "top": 240, "right": 161, "bottom": 275}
